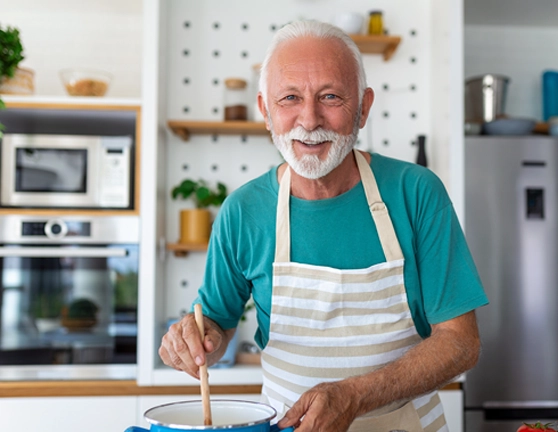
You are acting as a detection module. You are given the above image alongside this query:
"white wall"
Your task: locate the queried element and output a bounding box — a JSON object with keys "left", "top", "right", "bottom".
{"left": 464, "top": 24, "right": 558, "bottom": 121}
{"left": 2, "top": 0, "right": 143, "bottom": 97}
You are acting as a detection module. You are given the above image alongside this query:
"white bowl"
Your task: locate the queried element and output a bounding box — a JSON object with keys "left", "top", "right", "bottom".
{"left": 332, "top": 12, "right": 364, "bottom": 34}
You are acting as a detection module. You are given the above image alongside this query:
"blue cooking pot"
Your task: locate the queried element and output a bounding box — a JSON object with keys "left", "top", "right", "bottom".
{"left": 125, "top": 399, "right": 294, "bottom": 432}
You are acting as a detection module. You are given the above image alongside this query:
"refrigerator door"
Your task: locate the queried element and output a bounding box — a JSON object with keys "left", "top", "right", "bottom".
{"left": 464, "top": 137, "right": 558, "bottom": 407}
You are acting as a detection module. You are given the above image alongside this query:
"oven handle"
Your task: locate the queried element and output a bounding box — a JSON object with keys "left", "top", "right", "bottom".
{"left": 0, "top": 247, "right": 128, "bottom": 258}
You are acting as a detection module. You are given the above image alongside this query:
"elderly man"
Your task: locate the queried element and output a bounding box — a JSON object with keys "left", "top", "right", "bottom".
{"left": 160, "top": 20, "right": 488, "bottom": 432}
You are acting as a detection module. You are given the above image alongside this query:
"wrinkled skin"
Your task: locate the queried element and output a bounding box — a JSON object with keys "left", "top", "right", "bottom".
{"left": 158, "top": 312, "right": 234, "bottom": 378}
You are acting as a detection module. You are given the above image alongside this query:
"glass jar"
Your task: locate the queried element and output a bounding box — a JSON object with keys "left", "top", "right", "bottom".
{"left": 368, "top": 10, "right": 384, "bottom": 35}
{"left": 224, "top": 78, "right": 248, "bottom": 121}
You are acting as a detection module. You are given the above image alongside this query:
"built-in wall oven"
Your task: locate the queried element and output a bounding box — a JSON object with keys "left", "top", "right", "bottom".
{"left": 0, "top": 215, "right": 138, "bottom": 379}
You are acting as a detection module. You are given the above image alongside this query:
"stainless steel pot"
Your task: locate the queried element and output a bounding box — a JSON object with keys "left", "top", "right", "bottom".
{"left": 465, "top": 74, "right": 510, "bottom": 123}
{"left": 125, "top": 399, "right": 294, "bottom": 432}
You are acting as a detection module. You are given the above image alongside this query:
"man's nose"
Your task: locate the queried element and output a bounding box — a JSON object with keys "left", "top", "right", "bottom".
{"left": 297, "top": 99, "right": 322, "bottom": 131}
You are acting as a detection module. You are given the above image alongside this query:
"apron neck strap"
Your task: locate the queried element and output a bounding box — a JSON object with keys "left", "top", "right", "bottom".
{"left": 275, "top": 150, "right": 404, "bottom": 262}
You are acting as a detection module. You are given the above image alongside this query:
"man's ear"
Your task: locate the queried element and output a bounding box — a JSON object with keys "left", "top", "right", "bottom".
{"left": 257, "top": 93, "right": 270, "bottom": 131}
{"left": 359, "top": 87, "right": 375, "bottom": 129}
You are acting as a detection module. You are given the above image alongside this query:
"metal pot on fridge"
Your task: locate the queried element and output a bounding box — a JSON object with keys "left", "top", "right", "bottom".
{"left": 465, "top": 74, "right": 511, "bottom": 126}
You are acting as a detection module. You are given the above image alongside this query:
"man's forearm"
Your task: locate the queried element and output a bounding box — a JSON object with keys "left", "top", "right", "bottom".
{"left": 347, "top": 311, "right": 481, "bottom": 417}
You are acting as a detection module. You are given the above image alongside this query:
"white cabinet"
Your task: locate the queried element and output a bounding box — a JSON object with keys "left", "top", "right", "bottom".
{"left": 0, "top": 396, "right": 137, "bottom": 432}
{"left": 440, "top": 390, "right": 464, "bottom": 432}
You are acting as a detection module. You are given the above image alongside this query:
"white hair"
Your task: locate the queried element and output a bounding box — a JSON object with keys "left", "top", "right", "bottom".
{"left": 259, "top": 20, "right": 367, "bottom": 105}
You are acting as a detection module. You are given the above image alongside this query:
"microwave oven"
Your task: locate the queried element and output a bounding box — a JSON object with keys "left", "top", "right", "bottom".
{"left": 0, "top": 133, "right": 132, "bottom": 209}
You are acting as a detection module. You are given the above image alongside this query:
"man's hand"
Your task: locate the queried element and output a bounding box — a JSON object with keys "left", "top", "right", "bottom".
{"left": 158, "top": 312, "right": 232, "bottom": 378}
{"left": 278, "top": 380, "right": 360, "bottom": 432}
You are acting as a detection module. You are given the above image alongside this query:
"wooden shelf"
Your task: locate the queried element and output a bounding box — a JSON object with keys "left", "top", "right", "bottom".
{"left": 350, "top": 34, "right": 402, "bottom": 61}
{"left": 167, "top": 242, "right": 208, "bottom": 257}
{"left": 168, "top": 120, "right": 269, "bottom": 141}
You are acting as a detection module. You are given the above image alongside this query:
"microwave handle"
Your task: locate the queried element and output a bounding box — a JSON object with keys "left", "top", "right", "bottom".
{"left": 0, "top": 247, "right": 128, "bottom": 258}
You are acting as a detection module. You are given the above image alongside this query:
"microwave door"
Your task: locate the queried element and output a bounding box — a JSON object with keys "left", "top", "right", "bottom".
{"left": 1, "top": 135, "right": 100, "bottom": 208}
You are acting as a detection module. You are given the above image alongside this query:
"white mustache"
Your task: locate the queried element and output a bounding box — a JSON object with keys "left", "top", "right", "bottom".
{"left": 284, "top": 126, "right": 344, "bottom": 145}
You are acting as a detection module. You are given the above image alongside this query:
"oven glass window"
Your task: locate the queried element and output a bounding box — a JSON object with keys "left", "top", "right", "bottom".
{"left": 0, "top": 244, "right": 138, "bottom": 365}
{"left": 15, "top": 148, "right": 87, "bottom": 193}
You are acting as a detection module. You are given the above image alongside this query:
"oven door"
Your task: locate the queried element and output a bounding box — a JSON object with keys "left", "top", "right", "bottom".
{"left": 0, "top": 243, "right": 138, "bottom": 367}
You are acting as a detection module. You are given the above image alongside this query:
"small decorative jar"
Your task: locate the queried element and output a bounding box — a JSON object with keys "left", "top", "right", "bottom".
{"left": 368, "top": 10, "right": 384, "bottom": 35}
{"left": 224, "top": 77, "right": 248, "bottom": 121}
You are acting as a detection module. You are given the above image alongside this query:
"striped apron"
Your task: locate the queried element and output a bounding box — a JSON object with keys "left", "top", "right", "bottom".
{"left": 261, "top": 150, "right": 448, "bottom": 432}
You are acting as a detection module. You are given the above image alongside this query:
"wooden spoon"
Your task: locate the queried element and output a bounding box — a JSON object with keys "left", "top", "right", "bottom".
{"left": 194, "top": 303, "right": 212, "bottom": 426}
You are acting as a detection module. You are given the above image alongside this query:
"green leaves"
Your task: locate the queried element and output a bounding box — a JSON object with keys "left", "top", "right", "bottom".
{"left": 0, "top": 25, "right": 25, "bottom": 79}
{"left": 171, "top": 179, "right": 228, "bottom": 209}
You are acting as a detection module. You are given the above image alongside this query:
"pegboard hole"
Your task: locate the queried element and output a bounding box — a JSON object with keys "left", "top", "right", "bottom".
{"left": 410, "top": 57, "right": 417, "bottom": 64}
{"left": 211, "top": 164, "right": 219, "bottom": 171}
{"left": 183, "top": 49, "right": 190, "bottom": 56}
{"left": 270, "top": 24, "right": 277, "bottom": 31}
{"left": 183, "top": 107, "right": 190, "bottom": 113}
{"left": 241, "top": 23, "right": 249, "bottom": 30}
{"left": 383, "top": 111, "right": 389, "bottom": 118}
{"left": 383, "top": 139, "right": 389, "bottom": 146}
{"left": 410, "top": 112, "right": 417, "bottom": 119}
{"left": 212, "top": 135, "right": 219, "bottom": 142}
{"left": 184, "top": 21, "right": 191, "bottom": 28}
{"left": 182, "top": 164, "right": 189, "bottom": 171}
{"left": 213, "top": 22, "right": 220, "bottom": 30}
{"left": 213, "top": 50, "right": 220, "bottom": 57}
{"left": 241, "top": 135, "right": 248, "bottom": 143}
{"left": 241, "top": 165, "right": 248, "bottom": 172}
{"left": 183, "top": 77, "right": 190, "bottom": 85}
{"left": 410, "top": 84, "right": 417, "bottom": 91}
{"left": 382, "top": 83, "right": 389, "bottom": 91}
{"left": 181, "top": 280, "right": 188, "bottom": 287}
{"left": 410, "top": 29, "right": 417, "bottom": 36}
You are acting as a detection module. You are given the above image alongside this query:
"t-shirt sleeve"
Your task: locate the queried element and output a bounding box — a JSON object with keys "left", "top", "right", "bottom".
{"left": 190, "top": 203, "right": 252, "bottom": 331}
{"left": 415, "top": 200, "right": 489, "bottom": 325}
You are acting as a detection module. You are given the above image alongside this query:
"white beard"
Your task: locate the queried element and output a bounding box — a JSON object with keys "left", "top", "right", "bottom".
{"left": 270, "top": 111, "right": 361, "bottom": 180}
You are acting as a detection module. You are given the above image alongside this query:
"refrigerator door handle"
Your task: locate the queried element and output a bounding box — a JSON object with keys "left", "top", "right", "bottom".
{"left": 483, "top": 401, "right": 558, "bottom": 421}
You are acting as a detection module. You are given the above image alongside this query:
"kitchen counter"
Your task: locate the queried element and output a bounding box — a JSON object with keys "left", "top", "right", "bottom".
{"left": 0, "top": 380, "right": 461, "bottom": 398}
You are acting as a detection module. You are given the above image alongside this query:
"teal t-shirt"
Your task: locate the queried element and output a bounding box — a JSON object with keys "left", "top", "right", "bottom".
{"left": 193, "top": 152, "right": 488, "bottom": 349}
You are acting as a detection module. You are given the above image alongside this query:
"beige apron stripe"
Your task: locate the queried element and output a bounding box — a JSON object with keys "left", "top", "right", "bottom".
{"left": 272, "top": 302, "right": 408, "bottom": 320}
{"left": 268, "top": 334, "right": 422, "bottom": 357}
{"left": 354, "top": 150, "right": 404, "bottom": 262}
{"left": 260, "top": 384, "right": 296, "bottom": 411}
{"left": 423, "top": 413, "right": 447, "bottom": 432}
{"left": 263, "top": 353, "right": 389, "bottom": 380}
{"left": 262, "top": 368, "right": 309, "bottom": 398}
{"left": 271, "top": 317, "right": 416, "bottom": 338}
{"left": 416, "top": 393, "right": 442, "bottom": 419}
{"left": 275, "top": 166, "right": 291, "bottom": 263}
{"left": 273, "top": 262, "right": 404, "bottom": 282}
{"left": 272, "top": 284, "right": 405, "bottom": 303}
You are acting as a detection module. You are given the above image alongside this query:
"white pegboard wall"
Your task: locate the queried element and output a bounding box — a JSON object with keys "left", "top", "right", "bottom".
{"left": 163, "top": 0, "right": 435, "bottom": 325}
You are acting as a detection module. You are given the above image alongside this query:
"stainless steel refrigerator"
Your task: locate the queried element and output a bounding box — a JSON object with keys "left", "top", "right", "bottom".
{"left": 464, "top": 136, "right": 558, "bottom": 432}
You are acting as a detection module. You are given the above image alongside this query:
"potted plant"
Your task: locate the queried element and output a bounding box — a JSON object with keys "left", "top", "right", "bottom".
{"left": 171, "top": 178, "right": 228, "bottom": 245}
{"left": 0, "top": 25, "right": 31, "bottom": 137}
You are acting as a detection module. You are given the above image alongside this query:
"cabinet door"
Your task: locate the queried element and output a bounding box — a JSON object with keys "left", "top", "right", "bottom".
{"left": 0, "top": 396, "right": 137, "bottom": 432}
{"left": 440, "top": 390, "right": 464, "bottom": 432}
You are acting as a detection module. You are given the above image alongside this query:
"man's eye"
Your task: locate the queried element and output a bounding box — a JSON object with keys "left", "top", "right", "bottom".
{"left": 324, "top": 94, "right": 338, "bottom": 100}
{"left": 285, "top": 95, "right": 296, "bottom": 101}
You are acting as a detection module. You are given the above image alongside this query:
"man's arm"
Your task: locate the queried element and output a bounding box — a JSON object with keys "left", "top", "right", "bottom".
{"left": 278, "top": 310, "right": 481, "bottom": 432}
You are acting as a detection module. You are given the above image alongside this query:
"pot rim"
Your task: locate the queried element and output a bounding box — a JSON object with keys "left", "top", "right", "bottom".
{"left": 144, "top": 399, "right": 278, "bottom": 430}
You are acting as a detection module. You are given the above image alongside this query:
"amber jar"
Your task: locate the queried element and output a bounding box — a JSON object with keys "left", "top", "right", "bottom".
{"left": 224, "top": 78, "right": 248, "bottom": 121}
{"left": 368, "top": 10, "right": 384, "bottom": 35}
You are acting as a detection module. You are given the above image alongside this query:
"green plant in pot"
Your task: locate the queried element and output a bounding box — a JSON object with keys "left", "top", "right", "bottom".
{"left": 0, "top": 25, "right": 27, "bottom": 138}
{"left": 171, "top": 179, "right": 228, "bottom": 245}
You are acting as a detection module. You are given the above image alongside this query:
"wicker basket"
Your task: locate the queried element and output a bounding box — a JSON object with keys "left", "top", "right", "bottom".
{"left": 0, "top": 67, "right": 35, "bottom": 95}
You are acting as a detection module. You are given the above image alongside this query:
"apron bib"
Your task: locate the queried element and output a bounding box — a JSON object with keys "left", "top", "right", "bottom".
{"left": 261, "top": 150, "right": 448, "bottom": 432}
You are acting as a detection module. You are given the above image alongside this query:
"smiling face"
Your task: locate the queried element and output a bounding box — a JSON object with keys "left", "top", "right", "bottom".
{"left": 258, "top": 36, "right": 373, "bottom": 179}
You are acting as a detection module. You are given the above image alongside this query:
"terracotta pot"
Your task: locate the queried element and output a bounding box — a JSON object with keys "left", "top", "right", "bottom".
{"left": 179, "top": 209, "right": 211, "bottom": 245}
{"left": 0, "top": 67, "right": 35, "bottom": 95}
